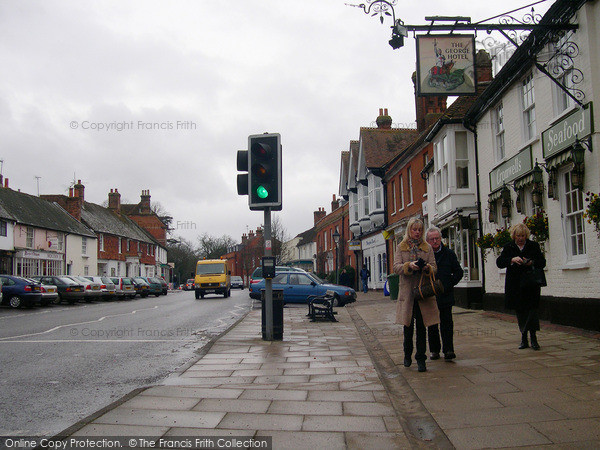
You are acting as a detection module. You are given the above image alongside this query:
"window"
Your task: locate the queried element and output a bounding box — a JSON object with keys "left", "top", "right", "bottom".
{"left": 391, "top": 180, "right": 397, "bottom": 214}
{"left": 494, "top": 103, "right": 505, "bottom": 161}
{"left": 368, "top": 176, "right": 383, "bottom": 211}
{"left": 273, "top": 273, "right": 288, "bottom": 284}
{"left": 0, "top": 220, "right": 7, "bottom": 237}
{"left": 290, "top": 274, "right": 313, "bottom": 285}
{"left": 560, "top": 167, "right": 586, "bottom": 261}
{"left": 407, "top": 167, "right": 413, "bottom": 205}
{"left": 57, "top": 233, "right": 64, "bottom": 251}
{"left": 118, "top": 238, "right": 122, "bottom": 254}
{"left": 84, "top": 266, "right": 89, "bottom": 276}
{"left": 434, "top": 136, "right": 449, "bottom": 198}
{"left": 82, "top": 237, "right": 87, "bottom": 255}
{"left": 423, "top": 153, "right": 429, "bottom": 195}
{"left": 362, "top": 184, "right": 369, "bottom": 216}
{"left": 26, "top": 227, "right": 34, "bottom": 248}
{"left": 99, "top": 234, "right": 104, "bottom": 252}
{"left": 127, "top": 239, "right": 131, "bottom": 252}
{"left": 522, "top": 73, "right": 536, "bottom": 141}
{"left": 553, "top": 36, "right": 576, "bottom": 114}
{"left": 455, "top": 131, "right": 469, "bottom": 189}
{"left": 399, "top": 174, "right": 405, "bottom": 210}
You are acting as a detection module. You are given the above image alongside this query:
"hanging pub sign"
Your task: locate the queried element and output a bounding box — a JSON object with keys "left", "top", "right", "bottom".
{"left": 416, "top": 35, "right": 477, "bottom": 96}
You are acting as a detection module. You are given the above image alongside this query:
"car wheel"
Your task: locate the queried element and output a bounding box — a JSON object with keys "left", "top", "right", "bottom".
{"left": 333, "top": 295, "right": 340, "bottom": 307}
{"left": 9, "top": 296, "right": 22, "bottom": 308}
{"left": 53, "top": 295, "right": 62, "bottom": 305}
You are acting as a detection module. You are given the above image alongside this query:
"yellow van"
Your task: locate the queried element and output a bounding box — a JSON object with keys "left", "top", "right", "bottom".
{"left": 194, "top": 259, "right": 230, "bottom": 299}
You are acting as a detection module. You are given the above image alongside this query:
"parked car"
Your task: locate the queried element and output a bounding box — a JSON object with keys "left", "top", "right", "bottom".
{"left": 138, "top": 277, "right": 161, "bottom": 297}
{"left": 0, "top": 275, "right": 42, "bottom": 308}
{"left": 110, "top": 277, "right": 136, "bottom": 299}
{"left": 85, "top": 276, "right": 117, "bottom": 300}
{"left": 33, "top": 276, "right": 86, "bottom": 304}
{"left": 183, "top": 279, "right": 194, "bottom": 291}
{"left": 65, "top": 276, "right": 103, "bottom": 302}
{"left": 249, "top": 266, "right": 305, "bottom": 286}
{"left": 230, "top": 276, "right": 244, "bottom": 289}
{"left": 26, "top": 278, "right": 58, "bottom": 306}
{"left": 156, "top": 277, "right": 168, "bottom": 295}
{"left": 132, "top": 277, "right": 151, "bottom": 298}
{"left": 249, "top": 270, "right": 357, "bottom": 306}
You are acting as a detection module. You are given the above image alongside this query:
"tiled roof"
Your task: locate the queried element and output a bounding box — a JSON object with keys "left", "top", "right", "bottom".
{"left": 0, "top": 188, "right": 95, "bottom": 237}
{"left": 360, "top": 128, "right": 419, "bottom": 168}
{"left": 81, "top": 202, "right": 156, "bottom": 243}
{"left": 296, "top": 227, "right": 316, "bottom": 246}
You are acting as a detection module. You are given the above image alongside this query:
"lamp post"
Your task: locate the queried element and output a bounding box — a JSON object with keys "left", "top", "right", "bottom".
{"left": 332, "top": 230, "right": 340, "bottom": 284}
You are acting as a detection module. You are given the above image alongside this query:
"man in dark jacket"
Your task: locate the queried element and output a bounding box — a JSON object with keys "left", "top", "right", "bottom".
{"left": 425, "top": 227, "right": 464, "bottom": 360}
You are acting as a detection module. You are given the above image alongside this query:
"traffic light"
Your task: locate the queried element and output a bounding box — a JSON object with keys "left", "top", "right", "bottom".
{"left": 237, "top": 150, "right": 249, "bottom": 196}
{"left": 248, "top": 133, "right": 281, "bottom": 211}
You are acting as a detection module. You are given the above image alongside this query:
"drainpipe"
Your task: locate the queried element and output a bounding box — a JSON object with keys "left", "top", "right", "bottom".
{"left": 463, "top": 119, "right": 486, "bottom": 301}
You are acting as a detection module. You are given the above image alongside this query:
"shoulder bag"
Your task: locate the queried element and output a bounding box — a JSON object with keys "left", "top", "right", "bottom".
{"left": 520, "top": 267, "right": 547, "bottom": 289}
{"left": 413, "top": 270, "right": 444, "bottom": 301}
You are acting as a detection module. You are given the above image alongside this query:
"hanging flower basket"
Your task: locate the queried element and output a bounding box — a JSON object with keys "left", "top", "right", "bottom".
{"left": 584, "top": 192, "right": 600, "bottom": 238}
{"left": 524, "top": 211, "right": 549, "bottom": 242}
{"left": 492, "top": 228, "right": 512, "bottom": 249}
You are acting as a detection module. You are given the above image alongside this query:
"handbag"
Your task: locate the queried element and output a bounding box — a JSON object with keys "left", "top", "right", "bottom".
{"left": 520, "top": 267, "right": 547, "bottom": 289}
{"left": 412, "top": 270, "right": 444, "bottom": 301}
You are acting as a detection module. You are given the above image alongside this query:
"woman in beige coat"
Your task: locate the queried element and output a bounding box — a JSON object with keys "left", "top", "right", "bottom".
{"left": 393, "top": 217, "right": 439, "bottom": 372}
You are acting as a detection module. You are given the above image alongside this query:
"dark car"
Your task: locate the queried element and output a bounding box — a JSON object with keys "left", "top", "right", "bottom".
{"left": 33, "top": 276, "right": 86, "bottom": 304}
{"left": 139, "top": 277, "right": 161, "bottom": 297}
{"left": 249, "top": 270, "right": 356, "bottom": 306}
{"left": 132, "top": 277, "right": 151, "bottom": 298}
{"left": 0, "top": 275, "right": 43, "bottom": 308}
{"left": 155, "top": 277, "right": 168, "bottom": 295}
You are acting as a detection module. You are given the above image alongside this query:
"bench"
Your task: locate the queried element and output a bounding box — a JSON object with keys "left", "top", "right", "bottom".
{"left": 307, "top": 290, "right": 337, "bottom": 322}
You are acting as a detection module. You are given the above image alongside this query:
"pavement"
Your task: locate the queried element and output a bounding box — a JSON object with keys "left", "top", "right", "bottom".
{"left": 57, "top": 291, "right": 600, "bottom": 449}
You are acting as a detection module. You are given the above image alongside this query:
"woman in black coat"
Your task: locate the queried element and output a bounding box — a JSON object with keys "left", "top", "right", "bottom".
{"left": 496, "top": 223, "right": 546, "bottom": 350}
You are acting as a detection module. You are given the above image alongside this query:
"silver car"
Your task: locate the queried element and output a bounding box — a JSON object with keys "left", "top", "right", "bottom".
{"left": 66, "top": 276, "right": 103, "bottom": 302}
{"left": 85, "top": 276, "right": 117, "bottom": 301}
{"left": 27, "top": 278, "right": 58, "bottom": 306}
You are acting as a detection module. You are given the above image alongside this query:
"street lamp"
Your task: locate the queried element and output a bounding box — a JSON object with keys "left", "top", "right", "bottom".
{"left": 332, "top": 230, "right": 340, "bottom": 284}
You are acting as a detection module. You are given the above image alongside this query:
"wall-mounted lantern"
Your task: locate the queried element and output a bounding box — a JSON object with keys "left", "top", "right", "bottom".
{"left": 488, "top": 201, "right": 496, "bottom": 223}
{"left": 571, "top": 140, "right": 586, "bottom": 190}
{"left": 501, "top": 186, "right": 511, "bottom": 218}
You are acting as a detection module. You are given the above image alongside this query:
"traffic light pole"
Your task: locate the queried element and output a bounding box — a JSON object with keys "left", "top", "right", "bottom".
{"left": 263, "top": 207, "right": 273, "bottom": 340}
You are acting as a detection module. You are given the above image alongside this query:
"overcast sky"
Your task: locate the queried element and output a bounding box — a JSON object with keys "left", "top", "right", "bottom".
{"left": 0, "top": 0, "right": 550, "bottom": 246}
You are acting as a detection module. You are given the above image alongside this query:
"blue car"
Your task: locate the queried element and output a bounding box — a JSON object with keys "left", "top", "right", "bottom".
{"left": 250, "top": 270, "right": 356, "bottom": 306}
{"left": 0, "top": 275, "right": 43, "bottom": 308}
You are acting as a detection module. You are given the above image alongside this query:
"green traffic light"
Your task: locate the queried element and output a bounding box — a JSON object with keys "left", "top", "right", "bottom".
{"left": 257, "top": 185, "right": 269, "bottom": 199}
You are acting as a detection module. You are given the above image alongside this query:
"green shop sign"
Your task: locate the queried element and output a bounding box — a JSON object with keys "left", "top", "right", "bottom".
{"left": 489, "top": 147, "right": 533, "bottom": 192}
{"left": 542, "top": 103, "right": 593, "bottom": 159}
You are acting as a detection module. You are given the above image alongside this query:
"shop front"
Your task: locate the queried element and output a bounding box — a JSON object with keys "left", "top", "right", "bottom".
{"left": 13, "top": 249, "right": 64, "bottom": 277}
{"left": 361, "top": 232, "right": 387, "bottom": 290}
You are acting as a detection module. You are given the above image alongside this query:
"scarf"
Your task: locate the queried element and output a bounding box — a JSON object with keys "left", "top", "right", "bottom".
{"left": 408, "top": 238, "right": 421, "bottom": 259}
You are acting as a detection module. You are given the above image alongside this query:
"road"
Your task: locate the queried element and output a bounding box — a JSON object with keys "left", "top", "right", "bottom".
{"left": 0, "top": 289, "right": 253, "bottom": 437}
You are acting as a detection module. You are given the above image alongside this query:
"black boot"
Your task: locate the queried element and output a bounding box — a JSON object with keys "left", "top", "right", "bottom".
{"left": 530, "top": 331, "right": 540, "bottom": 350}
{"left": 519, "top": 332, "right": 529, "bottom": 349}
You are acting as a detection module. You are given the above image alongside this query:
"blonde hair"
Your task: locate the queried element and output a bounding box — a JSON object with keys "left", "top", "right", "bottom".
{"left": 510, "top": 223, "right": 530, "bottom": 240}
{"left": 402, "top": 217, "right": 425, "bottom": 244}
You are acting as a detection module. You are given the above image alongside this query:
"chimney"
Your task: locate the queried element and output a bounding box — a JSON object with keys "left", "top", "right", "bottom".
{"left": 248, "top": 230, "right": 255, "bottom": 239}
{"left": 256, "top": 227, "right": 263, "bottom": 236}
{"left": 314, "top": 207, "right": 326, "bottom": 225}
{"left": 475, "top": 49, "right": 493, "bottom": 83}
{"left": 4, "top": 178, "right": 8, "bottom": 189}
{"left": 140, "top": 189, "right": 151, "bottom": 212}
{"left": 108, "top": 188, "right": 121, "bottom": 213}
{"left": 376, "top": 108, "right": 393, "bottom": 129}
{"left": 412, "top": 72, "right": 447, "bottom": 133}
{"left": 241, "top": 233, "right": 247, "bottom": 245}
{"left": 73, "top": 180, "right": 85, "bottom": 200}
{"left": 331, "top": 194, "right": 339, "bottom": 212}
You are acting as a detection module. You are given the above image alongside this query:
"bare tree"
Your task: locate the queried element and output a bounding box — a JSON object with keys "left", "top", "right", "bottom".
{"left": 197, "top": 233, "right": 236, "bottom": 260}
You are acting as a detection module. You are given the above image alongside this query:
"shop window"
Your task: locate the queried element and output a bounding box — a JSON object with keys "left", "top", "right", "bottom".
{"left": 560, "top": 167, "right": 586, "bottom": 261}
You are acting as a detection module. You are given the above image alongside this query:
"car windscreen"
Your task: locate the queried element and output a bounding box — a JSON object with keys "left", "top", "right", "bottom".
{"left": 101, "top": 277, "right": 114, "bottom": 284}
{"left": 122, "top": 278, "right": 133, "bottom": 285}
{"left": 196, "top": 263, "right": 225, "bottom": 275}
{"left": 58, "top": 277, "right": 78, "bottom": 285}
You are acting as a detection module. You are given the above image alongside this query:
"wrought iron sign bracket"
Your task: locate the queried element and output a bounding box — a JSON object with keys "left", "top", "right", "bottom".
{"left": 350, "top": 0, "right": 583, "bottom": 104}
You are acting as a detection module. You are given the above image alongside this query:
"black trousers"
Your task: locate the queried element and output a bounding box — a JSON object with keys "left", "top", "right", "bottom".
{"left": 516, "top": 308, "right": 540, "bottom": 333}
{"left": 428, "top": 305, "right": 454, "bottom": 354}
{"left": 403, "top": 301, "right": 427, "bottom": 362}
